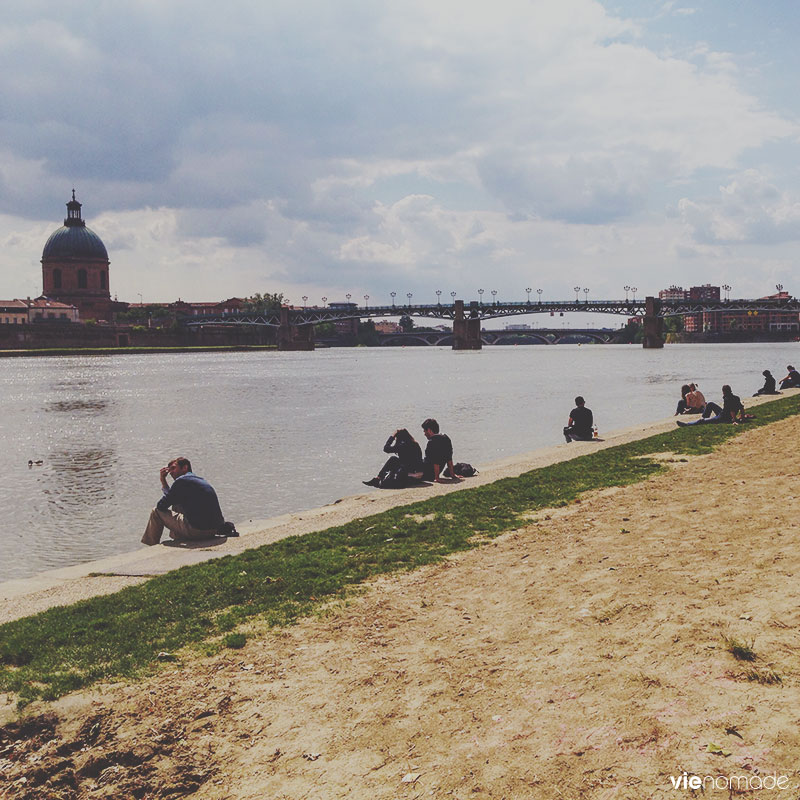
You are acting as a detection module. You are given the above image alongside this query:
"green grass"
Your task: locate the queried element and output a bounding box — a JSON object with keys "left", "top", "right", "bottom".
{"left": 1, "top": 393, "right": 797, "bottom": 707}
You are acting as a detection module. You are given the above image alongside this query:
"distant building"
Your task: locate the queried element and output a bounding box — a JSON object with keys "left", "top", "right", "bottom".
{"left": 28, "top": 297, "right": 80, "bottom": 323}
{"left": 40, "top": 191, "right": 124, "bottom": 320}
{"left": 0, "top": 297, "right": 79, "bottom": 324}
{"left": 658, "top": 285, "right": 687, "bottom": 300}
{"left": 688, "top": 284, "right": 720, "bottom": 301}
{"left": 374, "top": 320, "right": 400, "bottom": 334}
{"left": 0, "top": 300, "right": 30, "bottom": 325}
{"left": 328, "top": 301, "right": 359, "bottom": 336}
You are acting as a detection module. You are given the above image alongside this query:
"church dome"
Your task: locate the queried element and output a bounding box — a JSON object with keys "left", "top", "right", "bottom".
{"left": 41, "top": 192, "right": 109, "bottom": 261}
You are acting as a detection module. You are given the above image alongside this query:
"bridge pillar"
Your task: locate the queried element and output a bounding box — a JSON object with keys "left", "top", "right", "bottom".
{"left": 642, "top": 296, "right": 664, "bottom": 349}
{"left": 452, "top": 300, "right": 482, "bottom": 350}
{"left": 278, "top": 307, "right": 315, "bottom": 351}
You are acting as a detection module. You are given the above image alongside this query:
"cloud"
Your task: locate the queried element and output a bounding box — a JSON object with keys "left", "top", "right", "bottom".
{"left": 0, "top": 0, "right": 798, "bottom": 301}
{"left": 679, "top": 170, "right": 800, "bottom": 245}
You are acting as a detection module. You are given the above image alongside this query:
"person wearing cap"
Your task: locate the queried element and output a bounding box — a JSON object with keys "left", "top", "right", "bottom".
{"left": 753, "top": 370, "right": 780, "bottom": 396}
{"left": 779, "top": 365, "right": 800, "bottom": 390}
{"left": 563, "top": 396, "right": 594, "bottom": 442}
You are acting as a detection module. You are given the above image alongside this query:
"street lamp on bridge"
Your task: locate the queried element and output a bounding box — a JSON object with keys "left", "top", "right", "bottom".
{"left": 390, "top": 291, "right": 396, "bottom": 306}
{"left": 574, "top": 286, "right": 581, "bottom": 302}
{"left": 451, "top": 291, "right": 456, "bottom": 302}
{"left": 491, "top": 289, "right": 497, "bottom": 305}
{"left": 722, "top": 284, "right": 731, "bottom": 301}
{"left": 583, "top": 288, "right": 589, "bottom": 304}
{"left": 624, "top": 285, "right": 630, "bottom": 302}
{"left": 776, "top": 283, "right": 784, "bottom": 295}
{"left": 302, "top": 295, "right": 308, "bottom": 308}
{"left": 322, "top": 296, "right": 327, "bottom": 306}
{"left": 631, "top": 286, "right": 638, "bottom": 301}
{"left": 436, "top": 289, "right": 442, "bottom": 305}
{"left": 346, "top": 293, "right": 352, "bottom": 303}
{"left": 407, "top": 292, "right": 413, "bottom": 306}
{"left": 537, "top": 288, "right": 543, "bottom": 303}
{"left": 364, "top": 294, "right": 369, "bottom": 308}
{"left": 526, "top": 287, "right": 532, "bottom": 304}
{"left": 478, "top": 289, "right": 484, "bottom": 305}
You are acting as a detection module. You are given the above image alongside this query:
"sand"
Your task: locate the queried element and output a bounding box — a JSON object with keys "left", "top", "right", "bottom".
{"left": 2, "top": 404, "right": 800, "bottom": 798}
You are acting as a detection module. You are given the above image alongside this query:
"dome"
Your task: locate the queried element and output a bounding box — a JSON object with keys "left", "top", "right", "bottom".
{"left": 41, "top": 191, "right": 109, "bottom": 261}
{"left": 42, "top": 225, "right": 109, "bottom": 260}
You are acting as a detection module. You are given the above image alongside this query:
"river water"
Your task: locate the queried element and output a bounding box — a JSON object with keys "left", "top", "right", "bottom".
{"left": 0, "top": 342, "right": 796, "bottom": 582}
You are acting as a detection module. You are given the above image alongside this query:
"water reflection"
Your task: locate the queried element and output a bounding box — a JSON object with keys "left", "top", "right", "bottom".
{"left": 45, "top": 399, "right": 111, "bottom": 414}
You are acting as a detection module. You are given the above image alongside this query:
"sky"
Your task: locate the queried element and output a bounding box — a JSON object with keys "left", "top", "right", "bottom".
{"left": 1, "top": 0, "right": 799, "bottom": 317}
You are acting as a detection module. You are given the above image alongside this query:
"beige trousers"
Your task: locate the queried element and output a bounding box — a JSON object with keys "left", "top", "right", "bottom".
{"left": 141, "top": 506, "right": 220, "bottom": 545}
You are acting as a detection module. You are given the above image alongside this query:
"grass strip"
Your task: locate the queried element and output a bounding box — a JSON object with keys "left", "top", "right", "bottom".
{"left": 1, "top": 394, "right": 798, "bottom": 706}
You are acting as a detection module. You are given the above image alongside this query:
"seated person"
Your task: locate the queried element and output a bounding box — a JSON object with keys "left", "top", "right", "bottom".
{"left": 683, "top": 383, "right": 706, "bottom": 414}
{"left": 421, "top": 418, "right": 456, "bottom": 483}
{"left": 564, "top": 396, "right": 594, "bottom": 442}
{"left": 779, "top": 365, "right": 800, "bottom": 390}
{"left": 676, "top": 385, "right": 745, "bottom": 426}
{"left": 142, "top": 456, "right": 232, "bottom": 545}
{"left": 363, "top": 428, "right": 424, "bottom": 488}
{"left": 675, "top": 384, "right": 691, "bottom": 415}
{"left": 753, "top": 369, "right": 780, "bottom": 396}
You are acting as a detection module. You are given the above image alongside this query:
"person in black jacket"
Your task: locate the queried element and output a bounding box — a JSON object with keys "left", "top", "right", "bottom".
{"left": 753, "top": 369, "right": 779, "bottom": 396}
{"left": 421, "top": 418, "right": 456, "bottom": 483}
{"left": 779, "top": 365, "right": 800, "bottom": 390}
{"left": 363, "top": 428, "right": 423, "bottom": 488}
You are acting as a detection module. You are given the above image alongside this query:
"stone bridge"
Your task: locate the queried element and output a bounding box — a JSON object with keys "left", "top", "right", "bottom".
{"left": 184, "top": 296, "right": 800, "bottom": 351}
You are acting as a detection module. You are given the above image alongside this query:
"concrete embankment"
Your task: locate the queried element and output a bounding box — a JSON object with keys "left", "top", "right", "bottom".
{"left": 0, "top": 392, "right": 790, "bottom": 625}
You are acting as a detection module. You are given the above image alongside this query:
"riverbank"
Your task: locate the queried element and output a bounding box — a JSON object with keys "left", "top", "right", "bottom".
{"left": 2, "top": 395, "right": 799, "bottom": 798}
{"left": 1, "top": 395, "right": 784, "bottom": 624}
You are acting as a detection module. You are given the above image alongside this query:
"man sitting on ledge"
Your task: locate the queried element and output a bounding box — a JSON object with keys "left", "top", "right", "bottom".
{"left": 142, "top": 456, "right": 233, "bottom": 545}
{"left": 564, "top": 396, "right": 594, "bottom": 442}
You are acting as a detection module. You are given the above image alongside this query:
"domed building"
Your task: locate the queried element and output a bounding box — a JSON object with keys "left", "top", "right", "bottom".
{"left": 41, "top": 191, "right": 116, "bottom": 320}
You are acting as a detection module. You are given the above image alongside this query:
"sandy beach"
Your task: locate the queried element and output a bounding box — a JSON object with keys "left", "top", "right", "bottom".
{"left": 2, "top": 403, "right": 800, "bottom": 798}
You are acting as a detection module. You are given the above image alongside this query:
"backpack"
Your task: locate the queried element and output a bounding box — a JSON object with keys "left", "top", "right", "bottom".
{"left": 451, "top": 462, "right": 477, "bottom": 477}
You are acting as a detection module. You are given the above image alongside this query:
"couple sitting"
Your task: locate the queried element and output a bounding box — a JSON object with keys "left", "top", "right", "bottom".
{"left": 364, "top": 418, "right": 457, "bottom": 488}
{"left": 676, "top": 385, "right": 747, "bottom": 426}
{"left": 675, "top": 383, "right": 706, "bottom": 415}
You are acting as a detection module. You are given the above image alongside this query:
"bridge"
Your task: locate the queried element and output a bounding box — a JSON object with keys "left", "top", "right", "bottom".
{"left": 329, "top": 328, "right": 620, "bottom": 346}
{"left": 183, "top": 296, "right": 800, "bottom": 351}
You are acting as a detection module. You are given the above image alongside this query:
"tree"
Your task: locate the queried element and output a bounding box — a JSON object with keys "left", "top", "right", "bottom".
{"left": 398, "top": 314, "right": 414, "bottom": 332}
{"left": 243, "top": 292, "right": 284, "bottom": 311}
{"left": 357, "top": 319, "right": 380, "bottom": 346}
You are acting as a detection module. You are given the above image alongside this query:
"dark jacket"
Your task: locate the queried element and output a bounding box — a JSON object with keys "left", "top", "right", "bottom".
{"left": 157, "top": 473, "right": 225, "bottom": 531}
{"left": 424, "top": 433, "right": 453, "bottom": 470}
{"left": 384, "top": 435, "right": 423, "bottom": 472}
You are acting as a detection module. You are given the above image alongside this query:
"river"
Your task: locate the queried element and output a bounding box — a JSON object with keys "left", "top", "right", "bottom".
{"left": 0, "top": 342, "right": 796, "bottom": 582}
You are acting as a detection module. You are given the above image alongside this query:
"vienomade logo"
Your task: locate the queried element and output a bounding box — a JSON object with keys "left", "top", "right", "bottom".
{"left": 668, "top": 772, "right": 791, "bottom": 792}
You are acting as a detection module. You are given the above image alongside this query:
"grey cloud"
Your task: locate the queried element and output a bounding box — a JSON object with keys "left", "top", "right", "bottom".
{"left": 478, "top": 151, "right": 647, "bottom": 224}
{"left": 679, "top": 170, "right": 800, "bottom": 245}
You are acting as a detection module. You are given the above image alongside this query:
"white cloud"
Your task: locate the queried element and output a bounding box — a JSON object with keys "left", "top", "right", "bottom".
{"left": 0, "top": 0, "right": 798, "bottom": 302}
{"left": 679, "top": 170, "right": 800, "bottom": 245}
